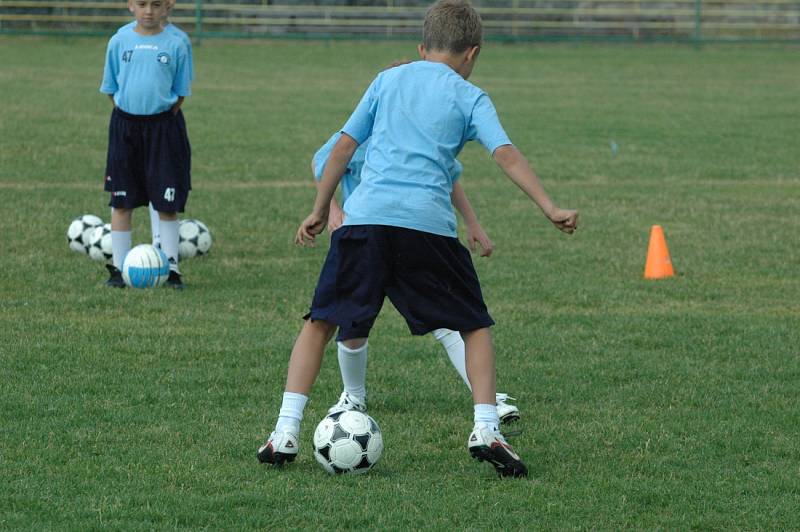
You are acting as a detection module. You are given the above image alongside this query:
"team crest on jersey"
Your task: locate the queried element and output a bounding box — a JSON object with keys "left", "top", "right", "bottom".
{"left": 156, "top": 52, "right": 171, "bottom": 65}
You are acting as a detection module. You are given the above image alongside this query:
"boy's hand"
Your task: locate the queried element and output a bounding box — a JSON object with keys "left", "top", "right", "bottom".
{"left": 547, "top": 208, "right": 579, "bottom": 234}
{"left": 295, "top": 210, "right": 328, "bottom": 246}
{"left": 467, "top": 223, "right": 494, "bottom": 257}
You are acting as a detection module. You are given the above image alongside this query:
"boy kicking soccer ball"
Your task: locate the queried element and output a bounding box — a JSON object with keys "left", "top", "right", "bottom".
{"left": 258, "top": 0, "right": 577, "bottom": 478}
{"left": 311, "top": 131, "right": 520, "bottom": 425}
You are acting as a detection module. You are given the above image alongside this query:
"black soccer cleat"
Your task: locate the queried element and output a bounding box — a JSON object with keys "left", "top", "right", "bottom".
{"left": 165, "top": 270, "right": 184, "bottom": 290}
{"left": 468, "top": 425, "right": 528, "bottom": 478}
{"left": 105, "top": 264, "right": 125, "bottom": 288}
{"left": 257, "top": 430, "right": 299, "bottom": 467}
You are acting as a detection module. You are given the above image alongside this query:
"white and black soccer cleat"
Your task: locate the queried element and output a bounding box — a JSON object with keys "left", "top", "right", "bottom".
{"left": 495, "top": 393, "right": 520, "bottom": 425}
{"left": 257, "top": 430, "right": 299, "bottom": 467}
{"left": 468, "top": 424, "right": 528, "bottom": 478}
{"left": 327, "top": 391, "right": 367, "bottom": 415}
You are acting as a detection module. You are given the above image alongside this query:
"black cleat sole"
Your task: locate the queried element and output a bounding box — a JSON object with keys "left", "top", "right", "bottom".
{"left": 470, "top": 446, "right": 528, "bottom": 478}
{"left": 257, "top": 450, "right": 297, "bottom": 468}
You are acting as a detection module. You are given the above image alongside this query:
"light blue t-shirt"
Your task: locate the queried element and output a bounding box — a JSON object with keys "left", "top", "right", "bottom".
{"left": 117, "top": 21, "right": 194, "bottom": 81}
{"left": 314, "top": 132, "right": 463, "bottom": 205}
{"left": 313, "top": 132, "right": 367, "bottom": 203}
{"left": 341, "top": 60, "right": 512, "bottom": 237}
{"left": 100, "top": 28, "right": 192, "bottom": 115}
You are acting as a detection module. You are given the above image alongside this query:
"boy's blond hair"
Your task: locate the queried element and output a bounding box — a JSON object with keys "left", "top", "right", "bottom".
{"left": 422, "top": 0, "right": 483, "bottom": 54}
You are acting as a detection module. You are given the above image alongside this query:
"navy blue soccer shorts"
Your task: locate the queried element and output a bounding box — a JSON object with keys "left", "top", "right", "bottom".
{"left": 104, "top": 107, "right": 191, "bottom": 212}
{"left": 307, "top": 225, "right": 495, "bottom": 341}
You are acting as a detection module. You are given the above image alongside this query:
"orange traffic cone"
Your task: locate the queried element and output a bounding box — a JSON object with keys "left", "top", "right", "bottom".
{"left": 643, "top": 225, "right": 674, "bottom": 279}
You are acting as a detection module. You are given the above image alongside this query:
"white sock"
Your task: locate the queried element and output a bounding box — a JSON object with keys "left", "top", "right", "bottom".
{"left": 148, "top": 203, "right": 160, "bottom": 247}
{"left": 473, "top": 403, "right": 500, "bottom": 432}
{"left": 111, "top": 230, "right": 132, "bottom": 270}
{"left": 433, "top": 328, "right": 471, "bottom": 390}
{"left": 337, "top": 341, "right": 368, "bottom": 400}
{"left": 159, "top": 219, "right": 180, "bottom": 272}
{"left": 275, "top": 391, "right": 308, "bottom": 434}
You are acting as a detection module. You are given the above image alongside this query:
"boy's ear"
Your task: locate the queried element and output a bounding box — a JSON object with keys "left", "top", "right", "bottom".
{"left": 466, "top": 44, "right": 481, "bottom": 63}
{"left": 417, "top": 44, "right": 426, "bottom": 59}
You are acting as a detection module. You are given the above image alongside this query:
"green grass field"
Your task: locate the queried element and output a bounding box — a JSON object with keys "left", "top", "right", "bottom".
{"left": 1, "top": 36, "right": 799, "bottom": 529}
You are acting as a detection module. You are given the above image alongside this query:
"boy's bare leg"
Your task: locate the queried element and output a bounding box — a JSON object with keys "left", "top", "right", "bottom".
{"left": 111, "top": 207, "right": 132, "bottom": 231}
{"left": 258, "top": 318, "right": 337, "bottom": 466}
{"left": 109, "top": 208, "right": 133, "bottom": 274}
{"left": 285, "top": 319, "right": 337, "bottom": 394}
{"left": 463, "top": 327, "right": 528, "bottom": 477}
{"left": 462, "top": 327, "right": 496, "bottom": 405}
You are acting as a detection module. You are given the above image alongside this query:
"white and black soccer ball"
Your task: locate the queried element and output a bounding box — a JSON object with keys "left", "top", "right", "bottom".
{"left": 313, "top": 410, "right": 383, "bottom": 475}
{"left": 122, "top": 244, "right": 170, "bottom": 288}
{"left": 87, "top": 224, "right": 112, "bottom": 262}
{"left": 178, "top": 219, "right": 212, "bottom": 260}
{"left": 67, "top": 214, "right": 103, "bottom": 254}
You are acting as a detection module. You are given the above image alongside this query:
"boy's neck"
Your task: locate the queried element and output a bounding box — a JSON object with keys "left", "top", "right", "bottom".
{"left": 134, "top": 24, "right": 164, "bottom": 36}
{"left": 417, "top": 45, "right": 479, "bottom": 79}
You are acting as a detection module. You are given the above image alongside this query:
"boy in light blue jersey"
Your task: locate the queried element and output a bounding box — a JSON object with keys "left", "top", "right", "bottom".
{"left": 312, "top": 131, "right": 520, "bottom": 424}
{"left": 116, "top": 0, "right": 193, "bottom": 249}
{"left": 258, "top": 0, "right": 578, "bottom": 477}
{"left": 100, "top": 0, "right": 192, "bottom": 289}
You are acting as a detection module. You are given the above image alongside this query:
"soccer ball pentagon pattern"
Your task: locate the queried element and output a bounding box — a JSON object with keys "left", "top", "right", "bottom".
{"left": 67, "top": 214, "right": 103, "bottom": 254}
{"left": 313, "top": 410, "right": 383, "bottom": 474}
{"left": 122, "top": 244, "right": 170, "bottom": 288}
{"left": 87, "top": 224, "right": 112, "bottom": 262}
{"left": 178, "top": 219, "right": 212, "bottom": 260}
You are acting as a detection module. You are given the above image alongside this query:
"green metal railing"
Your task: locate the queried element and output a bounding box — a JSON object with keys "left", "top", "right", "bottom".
{"left": 1, "top": 0, "right": 799, "bottom": 42}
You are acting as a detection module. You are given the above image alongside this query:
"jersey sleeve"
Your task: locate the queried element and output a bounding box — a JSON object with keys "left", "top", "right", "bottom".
{"left": 466, "top": 93, "right": 512, "bottom": 155}
{"left": 341, "top": 75, "right": 380, "bottom": 145}
{"left": 452, "top": 159, "right": 463, "bottom": 182}
{"left": 312, "top": 132, "right": 342, "bottom": 181}
{"left": 172, "top": 42, "right": 192, "bottom": 97}
{"left": 99, "top": 37, "right": 119, "bottom": 95}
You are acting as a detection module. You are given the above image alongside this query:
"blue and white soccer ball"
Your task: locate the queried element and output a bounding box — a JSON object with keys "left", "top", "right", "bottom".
{"left": 121, "top": 244, "right": 170, "bottom": 288}
{"left": 67, "top": 214, "right": 103, "bottom": 254}
{"left": 313, "top": 410, "right": 383, "bottom": 475}
{"left": 178, "top": 219, "right": 212, "bottom": 260}
{"left": 87, "top": 224, "right": 112, "bottom": 262}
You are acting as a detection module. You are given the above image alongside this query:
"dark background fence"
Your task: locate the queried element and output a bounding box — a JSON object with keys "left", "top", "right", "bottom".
{"left": 1, "top": 0, "right": 799, "bottom": 42}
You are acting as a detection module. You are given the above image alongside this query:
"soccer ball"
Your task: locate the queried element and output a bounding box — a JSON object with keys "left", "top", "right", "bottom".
{"left": 67, "top": 214, "right": 103, "bottom": 254}
{"left": 178, "top": 219, "right": 212, "bottom": 259}
{"left": 87, "top": 224, "right": 112, "bottom": 262}
{"left": 313, "top": 410, "right": 383, "bottom": 474}
{"left": 122, "top": 244, "right": 170, "bottom": 288}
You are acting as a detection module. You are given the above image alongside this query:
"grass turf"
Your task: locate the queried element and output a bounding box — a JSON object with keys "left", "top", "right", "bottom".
{"left": 1, "top": 37, "right": 799, "bottom": 529}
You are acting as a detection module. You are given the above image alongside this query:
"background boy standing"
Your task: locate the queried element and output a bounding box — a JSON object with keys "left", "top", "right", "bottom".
{"left": 100, "top": 0, "right": 192, "bottom": 288}
{"left": 116, "top": 0, "right": 193, "bottom": 251}
{"left": 259, "top": 0, "right": 577, "bottom": 477}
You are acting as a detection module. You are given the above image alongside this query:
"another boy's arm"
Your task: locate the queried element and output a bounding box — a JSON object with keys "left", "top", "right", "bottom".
{"left": 493, "top": 145, "right": 578, "bottom": 233}
{"left": 171, "top": 96, "right": 184, "bottom": 115}
{"left": 451, "top": 181, "right": 493, "bottom": 257}
{"left": 310, "top": 160, "right": 345, "bottom": 232}
{"left": 296, "top": 134, "right": 358, "bottom": 245}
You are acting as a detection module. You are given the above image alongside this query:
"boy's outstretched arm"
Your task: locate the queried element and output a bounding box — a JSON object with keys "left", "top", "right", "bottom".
{"left": 492, "top": 145, "right": 578, "bottom": 234}
{"left": 451, "top": 181, "right": 493, "bottom": 257}
{"left": 296, "top": 134, "right": 358, "bottom": 245}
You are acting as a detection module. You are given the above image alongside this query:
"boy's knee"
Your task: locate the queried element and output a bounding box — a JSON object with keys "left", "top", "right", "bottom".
{"left": 341, "top": 338, "right": 367, "bottom": 350}
{"left": 307, "top": 319, "right": 337, "bottom": 340}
